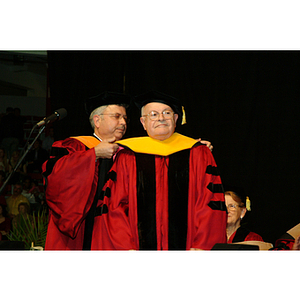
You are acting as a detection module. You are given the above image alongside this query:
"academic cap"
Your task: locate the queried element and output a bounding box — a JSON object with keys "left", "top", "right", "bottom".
{"left": 85, "top": 91, "right": 132, "bottom": 115}
{"left": 224, "top": 185, "right": 251, "bottom": 211}
{"left": 134, "top": 90, "right": 186, "bottom": 125}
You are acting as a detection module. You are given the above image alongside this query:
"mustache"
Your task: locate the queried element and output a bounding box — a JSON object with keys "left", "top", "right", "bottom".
{"left": 117, "top": 125, "right": 126, "bottom": 131}
{"left": 155, "top": 120, "right": 168, "bottom": 127}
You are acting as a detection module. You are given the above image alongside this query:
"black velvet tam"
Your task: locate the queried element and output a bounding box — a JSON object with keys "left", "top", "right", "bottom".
{"left": 134, "top": 90, "right": 183, "bottom": 124}
{"left": 85, "top": 91, "right": 132, "bottom": 115}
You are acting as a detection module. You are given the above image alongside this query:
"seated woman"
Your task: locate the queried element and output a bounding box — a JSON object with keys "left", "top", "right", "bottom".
{"left": 225, "top": 188, "right": 264, "bottom": 243}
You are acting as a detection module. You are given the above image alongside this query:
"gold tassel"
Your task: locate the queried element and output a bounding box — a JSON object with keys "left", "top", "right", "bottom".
{"left": 246, "top": 196, "right": 251, "bottom": 211}
{"left": 181, "top": 106, "right": 186, "bottom": 125}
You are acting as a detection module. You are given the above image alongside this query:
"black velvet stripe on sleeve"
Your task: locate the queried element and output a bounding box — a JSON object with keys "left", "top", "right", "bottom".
{"left": 208, "top": 201, "right": 227, "bottom": 211}
{"left": 105, "top": 170, "right": 117, "bottom": 182}
{"left": 94, "top": 204, "right": 108, "bottom": 216}
{"left": 207, "top": 182, "right": 226, "bottom": 212}
{"left": 42, "top": 147, "right": 69, "bottom": 178}
{"left": 207, "top": 182, "right": 224, "bottom": 193}
{"left": 168, "top": 150, "right": 190, "bottom": 250}
{"left": 135, "top": 154, "right": 157, "bottom": 250}
{"left": 206, "top": 165, "right": 220, "bottom": 176}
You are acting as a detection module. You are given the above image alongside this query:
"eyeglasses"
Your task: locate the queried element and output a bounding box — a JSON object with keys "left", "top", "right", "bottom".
{"left": 99, "top": 113, "right": 129, "bottom": 123}
{"left": 142, "top": 110, "right": 174, "bottom": 121}
{"left": 226, "top": 204, "right": 243, "bottom": 211}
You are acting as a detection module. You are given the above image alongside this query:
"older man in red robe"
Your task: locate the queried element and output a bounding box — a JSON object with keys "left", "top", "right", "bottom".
{"left": 42, "top": 92, "right": 131, "bottom": 250}
{"left": 94, "top": 91, "right": 227, "bottom": 250}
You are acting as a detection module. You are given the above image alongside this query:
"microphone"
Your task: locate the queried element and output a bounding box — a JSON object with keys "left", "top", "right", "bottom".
{"left": 36, "top": 108, "right": 67, "bottom": 127}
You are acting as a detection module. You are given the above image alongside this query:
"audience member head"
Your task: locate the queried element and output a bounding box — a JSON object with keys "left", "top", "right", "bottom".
{"left": 12, "top": 183, "right": 23, "bottom": 197}
{"left": 10, "top": 150, "right": 20, "bottom": 163}
{"left": 6, "top": 107, "right": 14, "bottom": 114}
{"left": 18, "top": 202, "right": 30, "bottom": 215}
{"left": 22, "top": 176, "right": 32, "bottom": 191}
{"left": 33, "top": 139, "right": 42, "bottom": 150}
{"left": 14, "top": 107, "right": 21, "bottom": 116}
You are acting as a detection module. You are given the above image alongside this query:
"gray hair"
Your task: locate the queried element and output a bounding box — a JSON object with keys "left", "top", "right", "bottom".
{"left": 89, "top": 104, "right": 129, "bottom": 129}
{"left": 89, "top": 105, "right": 108, "bottom": 129}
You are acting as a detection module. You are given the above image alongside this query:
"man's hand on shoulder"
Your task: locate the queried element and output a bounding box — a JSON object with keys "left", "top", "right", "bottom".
{"left": 94, "top": 137, "right": 119, "bottom": 159}
{"left": 198, "top": 138, "right": 213, "bottom": 152}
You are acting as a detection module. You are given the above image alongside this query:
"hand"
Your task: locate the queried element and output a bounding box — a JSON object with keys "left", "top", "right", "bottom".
{"left": 198, "top": 138, "right": 213, "bottom": 152}
{"left": 94, "top": 138, "right": 119, "bottom": 159}
{"left": 292, "top": 235, "right": 300, "bottom": 250}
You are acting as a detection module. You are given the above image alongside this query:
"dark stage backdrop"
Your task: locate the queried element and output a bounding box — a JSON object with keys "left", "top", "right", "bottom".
{"left": 47, "top": 50, "right": 300, "bottom": 245}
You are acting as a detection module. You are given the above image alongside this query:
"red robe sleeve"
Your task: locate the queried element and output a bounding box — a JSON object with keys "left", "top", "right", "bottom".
{"left": 43, "top": 138, "right": 99, "bottom": 239}
{"left": 187, "top": 145, "right": 227, "bottom": 250}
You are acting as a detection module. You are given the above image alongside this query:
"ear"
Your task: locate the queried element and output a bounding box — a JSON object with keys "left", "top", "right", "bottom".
{"left": 140, "top": 117, "right": 147, "bottom": 131}
{"left": 240, "top": 208, "right": 247, "bottom": 219}
{"left": 93, "top": 114, "right": 101, "bottom": 129}
{"left": 174, "top": 113, "right": 178, "bottom": 124}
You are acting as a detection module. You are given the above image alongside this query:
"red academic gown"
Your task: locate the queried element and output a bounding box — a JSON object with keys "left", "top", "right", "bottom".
{"left": 42, "top": 136, "right": 101, "bottom": 250}
{"left": 227, "top": 226, "right": 264, "bottom": 244}
{"left": 272, "top": 237, "right": 295, "bottom": 250}
{"left": 93, "top": 133, "right": 227, "bottom": 250}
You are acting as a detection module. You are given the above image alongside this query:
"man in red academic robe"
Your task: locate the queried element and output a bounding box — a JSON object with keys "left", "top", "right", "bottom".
{"left": 42, "top": 92, "right": 131, "bottom": 250}
{"left": 94, "top": 91, "right": 227, "bottom": 250}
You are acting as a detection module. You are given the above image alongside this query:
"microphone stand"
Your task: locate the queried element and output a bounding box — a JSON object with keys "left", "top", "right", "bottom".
{"left": 0, "top": 125, "right": 46, "bottom": 196}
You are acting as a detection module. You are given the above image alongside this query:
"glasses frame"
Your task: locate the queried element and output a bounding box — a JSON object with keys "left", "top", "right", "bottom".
{"left": 99, "top": 113, "right": 129, "bottom": 123}
{"left": 142, "top": 110, "right": 174, "bottom": 121}
{"left": 226, "top": 203, "right": 244, "bottom": 211}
